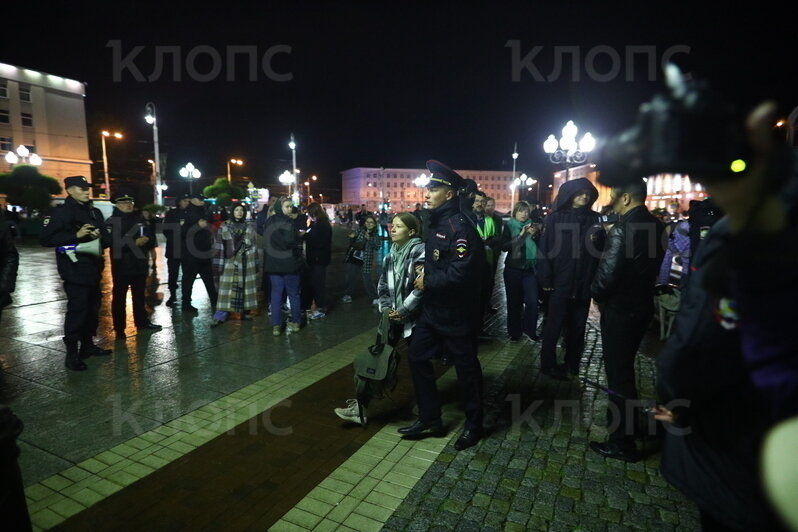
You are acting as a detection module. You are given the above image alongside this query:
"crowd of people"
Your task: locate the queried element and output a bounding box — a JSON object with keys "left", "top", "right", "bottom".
{"left": 1, "top": 107, "right": 797, "bottom": 529}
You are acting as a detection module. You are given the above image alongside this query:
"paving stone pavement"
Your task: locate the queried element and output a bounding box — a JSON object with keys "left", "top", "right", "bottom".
{"left": 381, "top": 322, "right": 701, "bottom": 532}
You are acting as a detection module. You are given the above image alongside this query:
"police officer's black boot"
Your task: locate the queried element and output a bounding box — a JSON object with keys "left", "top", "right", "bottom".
{"left": 64, "top": 342, "right": 87, "bottom": 371}
{"left": 79, "top": 339, "right": 112, "bottom": 359}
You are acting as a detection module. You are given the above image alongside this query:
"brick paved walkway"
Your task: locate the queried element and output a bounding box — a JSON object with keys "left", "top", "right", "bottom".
{"left": 380, "top": 323, "right": 701, "bottom": 532}
{"left": 2, "top": 230, "right": 702, "bottom": 531}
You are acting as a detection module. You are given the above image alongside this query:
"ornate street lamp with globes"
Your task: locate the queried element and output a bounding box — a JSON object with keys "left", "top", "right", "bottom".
{"left": 179, "top": 162, "right": 201, "bottom": 195}
{"left": 543, "top": 120, "right": 596, "bottom": 180}
{"left": 4, "top": 145, "right": 42, "bottom": 167}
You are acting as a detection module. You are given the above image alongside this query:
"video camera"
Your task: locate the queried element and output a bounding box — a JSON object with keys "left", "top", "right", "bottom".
{"left": 599, "top": 213, "right": 620, "bottom": 224}
{"left": 597, "top": 64, "right": 756, "bottom": 188}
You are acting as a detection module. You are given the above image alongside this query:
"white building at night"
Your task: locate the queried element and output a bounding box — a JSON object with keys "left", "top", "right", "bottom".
{"left": 0, "top": 62, "right": 91, "bottom": 180}
{"left": 341, "top": 167, "right": 516, "bottom": 213}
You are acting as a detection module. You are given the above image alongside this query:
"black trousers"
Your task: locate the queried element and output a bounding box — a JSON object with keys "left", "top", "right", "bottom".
{"left": 167, "top": 257, "right": 182, "bottom": 293}
{"left": 181, "top": 260, "right": 218, "bottom": 307}
{"left": 600, "top": 304, "right": 652, "bottom": 444}
{"left": 63, "top": 281, "right": 101, "bottom": 344}
{"left": 112, "top": 273, "right": 148, "bottom": 330}
{"left": 302, "top": 265, "right": 328, "bottom": 311}
{"left": 480, "top": 261, "right": 496, "bottom": 320}
{"left": 540, "top": 296, "right": 591, "bottom": 372}
{"left": 408, "top": 322, "right": 483, "bottom": 431}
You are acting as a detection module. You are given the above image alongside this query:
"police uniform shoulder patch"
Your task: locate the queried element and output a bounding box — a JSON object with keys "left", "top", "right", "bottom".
{"left": 455, "top": 238, "right": 468, "bottom": 259}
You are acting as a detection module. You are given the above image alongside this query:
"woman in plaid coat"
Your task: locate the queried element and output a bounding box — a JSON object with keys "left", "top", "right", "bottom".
{"left": 212, "top": 204, "right": 259, "bottom": 325}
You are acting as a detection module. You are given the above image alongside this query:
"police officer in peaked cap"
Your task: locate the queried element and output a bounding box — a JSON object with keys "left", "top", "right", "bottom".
{"left": 398, "top": 160, "right": 486, "bottom": 451}
{"left": 40, "top": 176, "right": 112, "bottom": 371}
{"left": 162, "top": 193, "right": 192, "bottom": 307}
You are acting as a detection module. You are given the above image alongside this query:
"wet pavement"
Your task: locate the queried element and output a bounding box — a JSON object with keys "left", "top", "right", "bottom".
{"left": 0, "top": 228, "right": 700, "bottom": 531}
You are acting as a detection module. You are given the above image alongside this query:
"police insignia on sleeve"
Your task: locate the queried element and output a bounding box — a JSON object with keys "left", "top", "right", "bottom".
{"left": 433, "top": 249, "right": 440, "bottom": 261}
{"left": 455, "top": 238, "right": 468, "bottom": 259}
{"left": 43, "top": 216, "right": 51, "bottom": 226}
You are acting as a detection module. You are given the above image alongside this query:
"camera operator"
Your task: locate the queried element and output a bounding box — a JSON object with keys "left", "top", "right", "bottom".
{"left": 650, "top": 102, "right": 795, "bottom": 530}
{"left": 589, "top": 179, "right": 665, "bottom": 462}
{"left": 703, "top": 102, "right": 798, "bottom": 529}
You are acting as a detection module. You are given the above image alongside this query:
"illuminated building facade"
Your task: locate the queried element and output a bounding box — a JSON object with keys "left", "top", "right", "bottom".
{"left": 0, "top": 62, "right": 91, "bottom": 180}
{"left": 341, "top": 167, "right": 515, "bottom": 213}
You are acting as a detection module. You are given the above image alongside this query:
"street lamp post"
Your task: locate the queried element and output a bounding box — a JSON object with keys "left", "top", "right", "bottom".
{"left": 101, "top": 130, "right": 123, "bottom": 199}
{"left": 288, "top": 133, "right": 297, "bottom": 196}
{"left": 4, "top": 145, "right": 42, "bottom": 167}
{"left": 304, "top": 175, "right": 317, "bottom": 204}
{"left": 543, "top": 120, "right": 595, "bottom": 183}
{"left": 227, "top": 158, "right": 243, "bottom": 183}
{"left": 279, "top": 170, "right": 295, "bottom": 196}
{"left": 179, "top": 163, "right": 201, "bottom": 195}
{"left": 413, "top": 173, "right": 430, "bottom": 207}
{"left": 510, "top": 173, "right": 536, "bottom": 206}
{"left": 144, "top": 102, "right": 163, "bottom": 205}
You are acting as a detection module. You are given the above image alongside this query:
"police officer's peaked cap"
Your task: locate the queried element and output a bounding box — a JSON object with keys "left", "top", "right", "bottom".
{"left": 187, "top": 192, "right": 206, "bottom": 200}
{"left": 425, "top": 160, "right": 465, "bottom": 189}
{"left": 111, "top": 190, "right": 135, "bottom": 203}
{"left": 461, "top": 179, "right": 479, "bottom": 195}
{"left": 174, "top": 193, "right": 190, "bottom": 206}
{"left": 64, "top": 176, "right": 92, "bottom": 189}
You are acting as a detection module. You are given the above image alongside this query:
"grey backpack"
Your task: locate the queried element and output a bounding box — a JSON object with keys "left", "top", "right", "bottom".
{"left": 352, "top": 310, "right": 400, "bottom": 421}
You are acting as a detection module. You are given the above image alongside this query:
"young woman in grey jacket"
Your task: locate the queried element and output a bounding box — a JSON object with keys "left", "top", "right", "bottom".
{"left": 334, "top": 212, "right": 425, "bottom": 425}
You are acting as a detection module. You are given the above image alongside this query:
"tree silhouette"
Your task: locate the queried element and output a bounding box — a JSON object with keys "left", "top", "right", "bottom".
{"left": 203, "top": 178, "right": 245, "bottom": 207}
{"left": 0, "top": 165, "right": 62, "bottom": 215}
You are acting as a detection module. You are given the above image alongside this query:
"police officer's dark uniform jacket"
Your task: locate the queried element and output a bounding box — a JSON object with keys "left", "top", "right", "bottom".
{"left": 40, "top": 177, "right": 111, "bottom": 367}
{"left": 161, "top": 196, "right": 191, "bottom": 302}
{"left": 40, "top": 196, "right": 110, "bottom": 286}
{"left": 108, "top": 200, "right": 157, "bottom": 331}
{"left": 404, "top": 160, "right": 485, "bottom": 448}
{"left": 421, "top": 196, "right": 485, "bottom": 337}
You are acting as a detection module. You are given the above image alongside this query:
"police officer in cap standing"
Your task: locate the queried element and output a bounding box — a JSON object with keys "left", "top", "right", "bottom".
{"left": 107, "top": 190, "right": 162, "bottom": 338}
{"left": 162, "top": 193, "right": 191, "bottom": 307}
{"left": 40, "top": 176, "right": 112, "bottom": 371}
{"left": 399, "top": 160, "right": 486, "bottom": 451}
{"left": 181, "top": 193, "right": 217, "bottom": 312}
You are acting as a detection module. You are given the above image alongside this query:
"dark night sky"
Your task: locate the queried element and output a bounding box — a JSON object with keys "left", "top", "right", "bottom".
{"left": 2, "top": 2, "right": 795, "bottom": 202}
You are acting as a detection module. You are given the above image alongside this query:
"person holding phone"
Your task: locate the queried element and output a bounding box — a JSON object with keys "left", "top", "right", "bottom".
{"left": 500, "top": 201, "right": 541, "bottom": 342}
{"left": 40, "top": 176, "right": 112, "bottom": 371}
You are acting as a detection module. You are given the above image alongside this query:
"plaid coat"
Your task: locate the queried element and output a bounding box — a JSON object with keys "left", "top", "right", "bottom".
{"left": 213, "top": 220, "right": 259, "bottom": 312}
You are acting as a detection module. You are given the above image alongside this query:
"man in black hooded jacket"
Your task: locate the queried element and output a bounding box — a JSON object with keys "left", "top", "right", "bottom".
{"left": 537, "top": 178, "right": 604, "bottom": 379}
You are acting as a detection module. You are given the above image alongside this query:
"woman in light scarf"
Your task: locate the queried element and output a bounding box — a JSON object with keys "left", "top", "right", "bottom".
{"left": 334, "top": 212, "right": 425, "bottom": 426}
